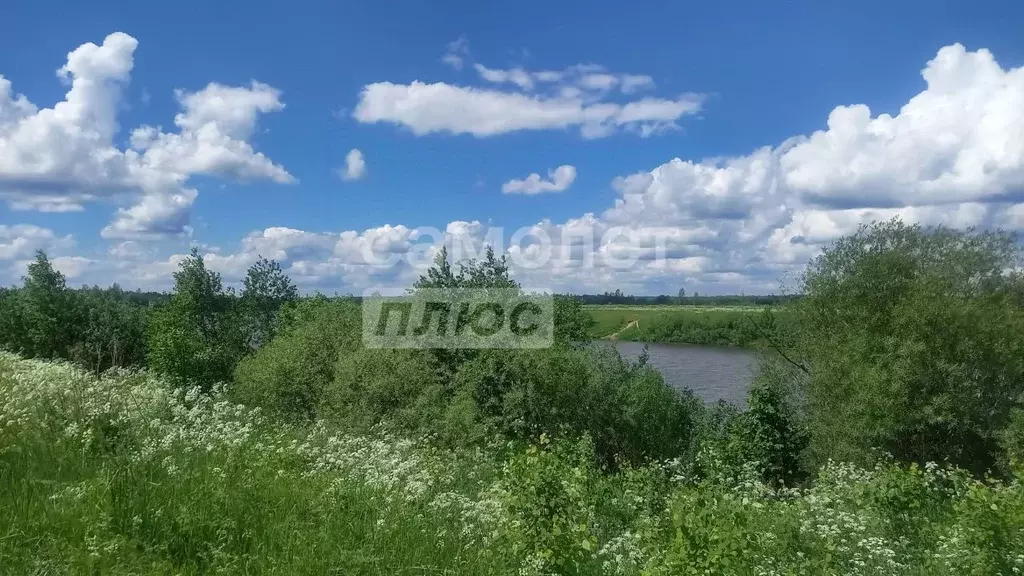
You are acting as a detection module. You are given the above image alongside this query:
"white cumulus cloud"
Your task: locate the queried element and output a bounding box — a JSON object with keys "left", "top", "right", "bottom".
{"left": 7, "top": 43, "right": 1024, "bottom": 296}
{"left": 503, "top": 165, "right": 577, "bottom": 195}
{"left": 354, "top": 56, "right": 700, "bottom": 139}
{"left": 0, "top": 225, "right": 74, "bottom": 261}
{"left": 441, "top": 36, "right": 470, "bottom": 70}
{"left": 354, "top": 82, "right": 702, "bottom": 139}
{"left": 0, "top": 32, "right": 293, "bottom": 240}
{"left": 340, "top": 148, "right": 366, "bottom": 181}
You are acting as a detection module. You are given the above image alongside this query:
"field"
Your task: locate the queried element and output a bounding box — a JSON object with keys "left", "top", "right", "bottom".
{"left": 585, "top": 304, "right": 769, "bottom": 347}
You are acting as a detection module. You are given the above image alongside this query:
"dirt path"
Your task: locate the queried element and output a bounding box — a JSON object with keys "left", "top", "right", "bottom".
{"left": 606, "top": 319, "right": 638, "bottom": 340}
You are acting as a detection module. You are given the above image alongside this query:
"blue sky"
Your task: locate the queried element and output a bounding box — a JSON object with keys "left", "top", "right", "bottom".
{"left": 1, "top": 0, "right": 1023, "bottom": 294}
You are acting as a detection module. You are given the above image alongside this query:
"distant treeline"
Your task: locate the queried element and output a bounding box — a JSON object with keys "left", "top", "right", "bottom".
{"left": 573, "top": 290, "right": 800, "bottom": 306}
{"left": 0, "top": 250, "right": 297, "bottom": 378}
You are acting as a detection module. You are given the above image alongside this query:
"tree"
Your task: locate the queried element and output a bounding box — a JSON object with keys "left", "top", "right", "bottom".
{"left": 0, "top": 286, "right": 27, "bottom": 354}
{"left": 677, "top": 287, "right": 686, "bottom": 304}
{"left": 70, "top": 286, "right": 149, "bottom": 373}
{"left": 413, "top": 245, "right": 518, "bottom": 291}
{"left": 793, "top": 219, "right": 1024, "bottom": 475}
{"left": 412, "top": 245, "right": 521, "bottom": 376}
{"left": 736, "top": 374, "right": 809, "bottom": 487}
{"left": 234, "top": 298, "right": 362, "bottom": 422}
{"left": 148, "top": 248, "right": 242, "bottom": 389}
{"left": 413, "top": 246, "right": 461, "bottom": 290}
{"left": 553, "top": 295, "right": 593, "bottom": 344}
{"left": 240, "top": 256, "right": 298, "bottom": 350}
{"left": 20, "top": 251, "right": 72, "bottom": 358}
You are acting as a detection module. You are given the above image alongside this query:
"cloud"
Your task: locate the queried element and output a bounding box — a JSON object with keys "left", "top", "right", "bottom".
{"left": 0, "top": 32, "right": 139, "bottom": 213}
{"left": 353, "top": 81, "right": 702, "bottom": 138}
{"left": 781, "top": 44, "right": 1024, "bottom": 209}
{"left": 0, "top": 225, "right": 74, "bottom": 261}
{"left": 340, "top": 148, "right": 366, "bottom": 181}
{"left": 101, "top": 187, "right": 198, "bottom": 240}
{"left": 473, "top": 64, "right": 537, "bottom": 91}
{"left": 0, "top": 33, "right": 293, "bottom": 240}
{"left": 356, "top": 53, "right": 699, "bottom": 139}
{"left": 130, "top": 81, "right": 292, "bottom": 183}
{"left": 592, "top": 42, "right": 1024, "bottom": 289}
{"left": 108, "top": 240, "right": 153, "bottom": 261}
{"left": 471, "top": 62, "right": 656, "bottom": 97}
{"left": 503, "top": 165, "right": 577, "bottom": 195}
{"left": 620, "top": 74, "right": 656, "bottom": 94}
{"left": 441, "top": 36, "right": 470, "bottom": 70}
{"left": 8, "top": 43, "right": 1024, "bottom": 296}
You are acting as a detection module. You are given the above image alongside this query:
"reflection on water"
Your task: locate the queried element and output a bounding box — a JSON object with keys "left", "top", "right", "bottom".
{"left": 600, "top": 341, "right": 759, "bottom": 406}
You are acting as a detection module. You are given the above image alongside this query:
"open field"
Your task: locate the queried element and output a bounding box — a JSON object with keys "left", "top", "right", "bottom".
{"left": 585, "top": 304, "right": 770, "bottom": 346}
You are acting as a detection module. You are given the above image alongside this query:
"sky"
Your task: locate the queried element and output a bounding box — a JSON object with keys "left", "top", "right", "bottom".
{"left": 1, "top": 0, "right": 1023, "bottom": 295}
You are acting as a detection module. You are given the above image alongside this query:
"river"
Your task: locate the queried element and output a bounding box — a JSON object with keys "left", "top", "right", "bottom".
{"left": 602, "top": 341, "right": 759, "bottom": 406}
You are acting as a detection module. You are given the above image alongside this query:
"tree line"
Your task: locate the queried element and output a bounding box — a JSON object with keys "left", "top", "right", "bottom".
{"left": 2, "top": 219, "right": 1023, "bottom": 479}
{"left": 0, "top": 249, "right": 298, "bottom": 383}
{"left": 575, "top": 290, "right": 798, "bottom": 306}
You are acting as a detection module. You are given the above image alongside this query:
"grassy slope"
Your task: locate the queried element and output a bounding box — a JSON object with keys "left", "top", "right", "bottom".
{"left": 2, "top": 353, "right": 1023, "bottom": 575}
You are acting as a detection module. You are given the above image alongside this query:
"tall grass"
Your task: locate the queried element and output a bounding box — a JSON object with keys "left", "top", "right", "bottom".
{"left": 0, "top": 353, "right": 506, "bottom": 574}
{"left": 2, "top": 352, "right": 1023, "bottom": 574}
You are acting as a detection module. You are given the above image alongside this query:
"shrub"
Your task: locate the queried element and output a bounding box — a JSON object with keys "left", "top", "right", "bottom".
{"left": 321, "top": 347, "right": 443, "bottom": 432}
{"left": 792, "top": 219, "right": 1024, "bottom": 475}
{"left": 233, "top": 297, "right": 361, "bottom": 421}
{"left": 452, "top": 345, "right": 705, "bottom": 467}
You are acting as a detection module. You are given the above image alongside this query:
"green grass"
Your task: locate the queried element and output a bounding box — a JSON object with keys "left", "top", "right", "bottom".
{"left": 585, "top": 304, "right": 769, "bottom": 347}
{"left": 3, "top": 353, "right": 1023, "bottom": 575}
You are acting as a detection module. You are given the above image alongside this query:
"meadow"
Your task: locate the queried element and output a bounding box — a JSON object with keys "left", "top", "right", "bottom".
{"left": 585, "top": 304, "right": 770, "bottom": 347}
{"left": 3, "top": 352, "right": 1023, "bottom": 575}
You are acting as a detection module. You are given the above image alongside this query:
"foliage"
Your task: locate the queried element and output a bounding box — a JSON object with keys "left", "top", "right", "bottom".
{"left": 586, "top": 304, "right": 771, "bottom": 347}
{"left": 553, "top": 294, "right": 594, "bottom": 343}
{"left": 322, "top": 346, "right": 443, "bottom": 432}
{"left": 6, "top": 218, "right": 1024, "bottom": 572}
{"left": 0, "top": 252, "right": 149, "bottom": 372}
{"left": 67, "top": 285, "right": 150, "bottom": 373}
{"left": 147, "top": 248, "right": 243, "bottom": 389}
{"left": 238, "top": 255, "right": 298, "bottom": 350}
{"left": 451, "top": 344, "right": 706, "bottom": 467}
{"left": 233, "top": 297, "right": 361, "bottom": 421}
{"left": 730, "top": 368, "right": 809, "bottom": 487}
{"left": 792, "top": 219, "right": 1024, "bottom": 475}
{"left": 575, "top": 290, "right": 797, "bottom": 307}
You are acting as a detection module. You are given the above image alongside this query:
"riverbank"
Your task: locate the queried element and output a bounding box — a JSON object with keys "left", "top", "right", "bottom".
{"left": 585, "top": 304, "right": 770, "bottom": 348}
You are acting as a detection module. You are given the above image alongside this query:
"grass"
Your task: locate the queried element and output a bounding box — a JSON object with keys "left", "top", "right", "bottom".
{"left": 3, "top": 352, "right": 1023, "bottom": 575}
{"left": 0, "top": 353, "right": 506, "bottom": 574}
{"left": 585, "top": 304, "right": 769, "bottom": 347}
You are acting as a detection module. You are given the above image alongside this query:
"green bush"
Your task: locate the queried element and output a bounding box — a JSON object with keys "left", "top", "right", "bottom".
{"left": 452, "top": 345, "right": 705, "bottom": 467}
{"left": 0, "top": 253, "right": 151, "bottom": 372}
{"left": 791, "top": 219, "right": 1024, "bottom": 475}
{"left": 322, "top": 347, "right": 443, "bottom": 432}
{"left": 233, "top": 297, "right": 361, "bottom": 421}
{"left": 147, "top": 249, "right": 243, "bottom": 389}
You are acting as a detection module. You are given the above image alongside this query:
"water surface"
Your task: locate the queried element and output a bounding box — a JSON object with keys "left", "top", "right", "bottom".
{"left": 604, "top": 341, "right": 759, "bottom": 406}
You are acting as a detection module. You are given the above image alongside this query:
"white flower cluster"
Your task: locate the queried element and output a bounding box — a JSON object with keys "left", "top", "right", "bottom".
{"left": 0, "top": 352, "right": 509, "bottom": 555}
